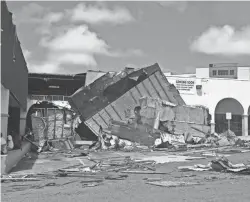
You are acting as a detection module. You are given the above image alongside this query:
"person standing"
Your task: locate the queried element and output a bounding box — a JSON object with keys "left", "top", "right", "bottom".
{"left": 1, "top": 133, "right": 7, "bottom": 154}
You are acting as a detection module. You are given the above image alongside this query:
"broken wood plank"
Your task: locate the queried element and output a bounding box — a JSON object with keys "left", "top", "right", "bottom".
{"left": 121, "top": 170, "right": 170, "bottom": 174}
{"left": 143, "top": 177, "right": 162, "bottom": 181}
{"left": 74, "top": 141, "right": 95, "bottom": 145}
{"left": 146, "top": 180, "right": 201, "bottom": 187}
{"left": 1, "top": 178, "right": 40, "bottom": 182}
{"left": 105, "top": 174, "right": 128, "bottom": 180}
{"left": 80, "top": 179, "right": 104, "bottom": 183}
{"left": 82, "top": 182, "right": 102, "bottom": 187}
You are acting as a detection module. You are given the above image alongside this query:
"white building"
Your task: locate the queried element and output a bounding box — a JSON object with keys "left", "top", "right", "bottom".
{"left": 165, "top": 63, "right": 250, "bottom": 136}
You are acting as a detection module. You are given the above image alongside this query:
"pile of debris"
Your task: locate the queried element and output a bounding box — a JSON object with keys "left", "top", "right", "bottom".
{"left": 205, "top": 130, "right": 250, "bottom": 147}
{"left": 58, "top": 156, "right": 159, "bottom": 174}
{"left": 178, "top": 156, "right": 250, "bottom": 175}
{"left": 1, "top": 155, "right": 169, "bottom": 189}
{"left": 69, "top": 63, "right": 185, "bottom": 140}
{"left": 67, "top": 63, "right": 215, "bottom": 151}
{"left": 25, "top": 63, "right": 249, "bottom": 153}
{"left": 87, "top": 95, "right": 212, "bottom": 151}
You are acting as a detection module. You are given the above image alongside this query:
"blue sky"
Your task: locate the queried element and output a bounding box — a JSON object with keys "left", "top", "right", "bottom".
{"left": 7, "top": 1, "right": 250, "bottom": 74}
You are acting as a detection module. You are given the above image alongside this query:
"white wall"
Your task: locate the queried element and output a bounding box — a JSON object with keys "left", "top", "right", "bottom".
{"left": 166, "top": 76, "right": 250, "bottom": 117}
{"left": 238, "top": 67, "right": 250, "bottom": 80}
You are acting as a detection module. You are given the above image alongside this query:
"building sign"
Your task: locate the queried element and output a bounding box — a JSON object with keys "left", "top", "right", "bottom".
{"left": 174, "top": 78, "right": 196, "bottom": 94}
{"left": 226, "top": 112, "right": 232, "bottom": 120}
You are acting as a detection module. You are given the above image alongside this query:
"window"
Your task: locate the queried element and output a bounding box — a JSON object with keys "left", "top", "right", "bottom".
{"left": 230, "top": 70, "right": 234, "bottom": 75}
{"left": 212, "top": 70, "right": 217, "bottom": 76}
{"left": 218, "top": 70, "right": 228, "bottom": 76}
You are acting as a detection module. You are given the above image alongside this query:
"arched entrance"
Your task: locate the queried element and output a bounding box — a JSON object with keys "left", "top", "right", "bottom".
{"left": 215, "top": 98, "right": 244, "bottom": 136}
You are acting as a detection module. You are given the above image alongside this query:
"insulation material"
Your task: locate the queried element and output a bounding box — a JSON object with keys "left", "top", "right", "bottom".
{"left": 172, "top": 121, "right": 210, "bottom": 138}
{"left": 31, "top": 108, "right": 75, "bottom": 141}
{"left": 139, "top": 97, "right": 176, "bottom": 124}
{"left": 159, "top": 107, "right": 175, "bottom": 122}
{"left": 173, "top": 106, "right": 206, "bottom": 125}
{"left": 160, "top": 132, "right": 185, "bottom": 144}
{"left": 173, "top": 106, "right": 189, "bottom": 123}
{"left": 139, "top": 97, "right": 209, "bottom": 126}
{"left": 31, "top": 115, "right": 46, "bottom": 143}
{"left": 47, "top": 110, "right": 74, "bottom": 139}
{"left": 140, "top": 107, "right": 156, "bottom": 127}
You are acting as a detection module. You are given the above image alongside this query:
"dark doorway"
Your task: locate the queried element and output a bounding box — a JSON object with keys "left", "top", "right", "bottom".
{"left": 8, "top": 106, "right": 20, "bottom": 134}
{"left": 215, "top": 114, "right": 242, "bottom": 136}
{"left": 215, "top": 98, "right": 244, "bottom": 136}
{"left": 8, "top": 106, "right": 21, "bottom": 149}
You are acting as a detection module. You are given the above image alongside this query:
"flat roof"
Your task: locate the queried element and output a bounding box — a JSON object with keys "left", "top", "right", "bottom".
{"left": 28, "top": 72, "right": 86, "bottom": 79}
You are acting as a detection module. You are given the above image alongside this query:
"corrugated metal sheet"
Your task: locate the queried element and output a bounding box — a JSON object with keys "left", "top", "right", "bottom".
{"left": 69, "top": 63, "right": 186, "bottom": 122}
{"left": 84, "top": 69, "right": 184, "bottom": 136}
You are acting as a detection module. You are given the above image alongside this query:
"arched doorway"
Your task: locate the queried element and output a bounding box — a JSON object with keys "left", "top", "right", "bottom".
{"left": 215, "top": 98, "right": 244, "bottom": 136}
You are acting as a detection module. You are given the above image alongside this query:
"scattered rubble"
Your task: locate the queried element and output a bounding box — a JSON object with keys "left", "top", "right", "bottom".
{"left": 1, "top": 177, "right": 41, "bottom": 182}
{"left": 22, "top": 64, "right": 250, "bottom": 154}
{"left": 3, "top": 64, "right": 250, "bottom": 196}
{"left": 178, "top": 156, "right": 250, "bottom": 174}
{"left": 69, "top": 63, "right": 186, "bottom": 140}
{"left": 145, "top": 180, "right": 201, "bottom": 187}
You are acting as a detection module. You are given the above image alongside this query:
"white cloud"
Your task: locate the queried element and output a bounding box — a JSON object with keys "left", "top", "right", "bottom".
{"left": 29, "top": 62, "right": 59, "bottom": 74}
{"left": 43, "top": 12, "right": 64, "bottom": 24}
{"left": 13, "top": 3, "right": 64, "bottom": 35}
{"left": 13, "top": 3, "right": 47, "bottom": 24}
{"left": 49, "top": 52, "right": 97, "bottom": 66}
{"left": 12, "top": 3, "right": 142, "bottom": 74}
{"left": 106, "top": 49, "right": 144, "bottom": 57}
{"left": 190, "top": 25, "right": 250, "bottom": 56}
{"left": 70, "top": 3, "right": 134, "bottom": 24}
{"left": 41, "top": 25, "right": 110, "bottom": 54}
{"left": 157, "top": 1, "right": 188, "bottom": 12}
{"left": 14, "top": 3, "right": 63, "bottom": 24}
{"left": 40, "top": 25, "right": 143, "bottom": 64}
{"left": 34, "top": 25, "right": 143, "bottom": 73}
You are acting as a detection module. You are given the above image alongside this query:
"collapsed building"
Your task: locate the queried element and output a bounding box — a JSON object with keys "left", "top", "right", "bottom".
{"left": 69, "top": 63, "right": 211, "bottom": 147}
